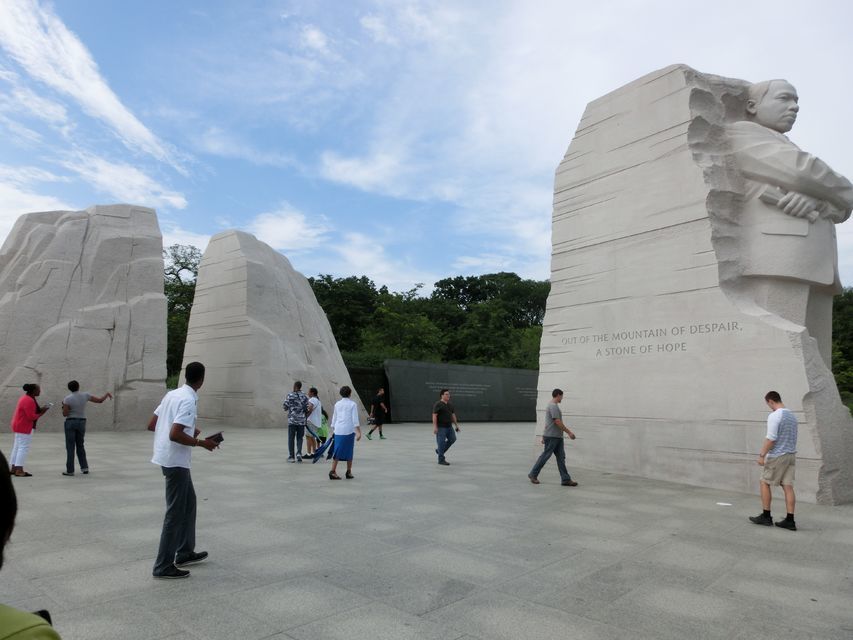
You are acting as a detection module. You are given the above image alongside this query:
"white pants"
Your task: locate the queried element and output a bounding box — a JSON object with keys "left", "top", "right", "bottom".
{"left": 9, "top": 432, "right": 33, "bottom": 467}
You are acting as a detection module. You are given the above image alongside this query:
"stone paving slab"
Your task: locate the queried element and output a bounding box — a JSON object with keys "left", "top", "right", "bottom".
{"left": 3, "top": 423, "right": 853, "bottom": 640}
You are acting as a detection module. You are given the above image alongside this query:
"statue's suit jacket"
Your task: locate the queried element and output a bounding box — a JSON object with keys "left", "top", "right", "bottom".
{"left": 727, "top": 120, "right": 853, "bottom": 288}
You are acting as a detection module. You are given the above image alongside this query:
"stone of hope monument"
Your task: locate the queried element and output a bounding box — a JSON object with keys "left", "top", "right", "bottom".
{"left": 538, "top": 65, "right": 853, "bottom": 504}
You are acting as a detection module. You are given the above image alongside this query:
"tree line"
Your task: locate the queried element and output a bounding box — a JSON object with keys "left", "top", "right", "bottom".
{"left": 163, "top": 243, "right": 853, "bottom": 409}
{"left": 307, "top": 272, "right": 549, "bottom": 369}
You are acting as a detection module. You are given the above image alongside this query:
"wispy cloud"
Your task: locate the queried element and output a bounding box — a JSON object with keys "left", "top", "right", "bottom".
{"left": 0, "top": 0, "right": 183, "bottom": 172}
{"left": 61, "top": 152, "right": 187, "bottom": 210}
{"left": 360, "top": 14, "right": 397, "bottom": 45}
{"left": 321, "top": 230, "right": 438, "bottom": 294}
{"left": 320, "top": 150, "right": 405, "bottom": 193}
{"left": 196, "top": 126, "right": 297, "bottom": 168}
{"left": 300, "top": 25, "right": 331, "bottom": 55}
{"left": 0, "top": 163, "right": 69, "bottom": 186}
{"left": 246, "top": 203, "right": 329, "bottom": 253}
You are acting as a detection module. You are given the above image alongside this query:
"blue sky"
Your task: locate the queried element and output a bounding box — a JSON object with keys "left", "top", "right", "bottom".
{"left": 1, "top": 0, "right": 852, "bottom": 292}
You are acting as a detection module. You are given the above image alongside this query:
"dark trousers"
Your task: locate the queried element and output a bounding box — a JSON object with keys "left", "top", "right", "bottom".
{"left": 64, "top": 418, "right": 88, "bottom": 473}
{"left": 436, "top": 426, "right": 457, "bottom": 462}
{"left": 154, "top": 466, "right": 196, "bottom": 575}
{"left": 529, "top": 436, "right": 572, "bottom": 482}
{"left": 288, "top": 423, "right": 305, "bottom": 458}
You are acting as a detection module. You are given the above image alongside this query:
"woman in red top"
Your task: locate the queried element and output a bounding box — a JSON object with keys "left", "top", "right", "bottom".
{"left": 9, "top": 384, "right": 50, "bottom": 477}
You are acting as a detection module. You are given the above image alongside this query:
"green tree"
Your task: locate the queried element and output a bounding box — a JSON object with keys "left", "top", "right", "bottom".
{"left": 360, "top": 286, "right": 444, "bottom": 363}
{"left": 833, "top": 287, "right": 853, "bottom": 408}
{"left": 308, "top": 271, "right": 549, "bottom": 371}
{"left": 430, "top": 273, "right": 549, "bottom": 366}
{"left": 432, "top": 272, "right": 549, "bottom": 325}
{"left": 308, "top": 275, "right": 379, "bottom": 352}
{"left": 163, "top": 244, "right": 201, "bottom": 378}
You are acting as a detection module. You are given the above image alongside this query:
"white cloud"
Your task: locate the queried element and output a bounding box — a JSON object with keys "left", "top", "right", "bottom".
{"left": 0, "top": 0, "right": 183, "bottom": 171}
{"left": 360, "top": 15, "right": 397, "bottom": 45}
{"left": 300, "top": 25, "right": 330, "bottom": 55}
{"left": 0, "top": 163, "right": 69, "bottom": 186}
{"left": 61, "top": 152, "right": 187, "bottom": 210}
{"left": 161, "top": 222, "right": 211, "bottom": 253}
{"left": 196, "top": 126, "right": 296, "bottom": 168}
{"left": 323, "top": 230, "right": 438, "bottom": 294}
{"left": 246, "top": 203, "right": 329, "bottom": 253}
{"left": 0, "top": 181, "right": 72, "bottom": 245}
{"left": 319, "top": 150, "right": 405, "bottom": 193}
{"left": 0, "top": 112, "right": 42, "bottom": 143}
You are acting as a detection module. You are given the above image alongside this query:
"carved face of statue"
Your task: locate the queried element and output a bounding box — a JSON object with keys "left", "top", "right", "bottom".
{"left": 748, "top": 80, "right": 799, "bottom": 133}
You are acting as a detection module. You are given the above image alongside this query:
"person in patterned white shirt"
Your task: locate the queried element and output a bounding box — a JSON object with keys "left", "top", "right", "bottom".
{"left": 283, "top": 380, "right": 311, "bottom": 463}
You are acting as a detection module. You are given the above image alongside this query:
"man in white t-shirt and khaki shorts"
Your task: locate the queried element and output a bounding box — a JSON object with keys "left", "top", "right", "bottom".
{"left": 749, "top": 390, "right": 798, "bottom": 531}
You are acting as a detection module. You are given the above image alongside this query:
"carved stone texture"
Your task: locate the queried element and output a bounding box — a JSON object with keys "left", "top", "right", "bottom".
{"left": 181, "top": 230, "right": 362, "bottom": 430}
{"left": 0, "top": 205, "right": 167, "bottom": 431}
{"left": 537, "top": 65, "right": 853, "bottom": 504}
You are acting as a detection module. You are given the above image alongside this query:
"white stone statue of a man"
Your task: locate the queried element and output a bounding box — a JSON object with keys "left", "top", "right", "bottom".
{"left": 726, "top": 79, "right": 853, "bottom": 366}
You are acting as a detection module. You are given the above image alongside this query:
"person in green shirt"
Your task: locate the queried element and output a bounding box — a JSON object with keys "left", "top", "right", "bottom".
{"left": 0, "top": 449, "right": 62, "bottom": 639}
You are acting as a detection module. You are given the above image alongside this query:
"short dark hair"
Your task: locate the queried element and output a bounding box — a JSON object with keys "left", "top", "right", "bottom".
{"left": 67, "top": 380, "right": 80, "bottom": 392}
{"left": 552, "top": 388, "right": 563, "bottom": 398}
{"left": 340, "top": 385, "right": 352, "bottom": 398}
{"left": 185, "top": 362, "right": 205, "bottom": 385}
{"left": 309, "top": 387, "right": 318, "bottom": 395}
{"left": 439, "top": 388, "right": 449, "bottom": 397}
{"left": 0, "top": 449, "right": 17, "bottom": 571}
{"left": 764, "top": 390, "right": 782, "bottom": 403}
{"left": 293, "top": 381, "right": 302, "bottom": 390}
{"left": 22, "top": 384, "right": 38, "bottom": 395}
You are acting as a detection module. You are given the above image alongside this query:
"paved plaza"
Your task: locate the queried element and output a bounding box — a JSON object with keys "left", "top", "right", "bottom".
{"left": 2, "top": 422, "right": 853, "bottom": 640}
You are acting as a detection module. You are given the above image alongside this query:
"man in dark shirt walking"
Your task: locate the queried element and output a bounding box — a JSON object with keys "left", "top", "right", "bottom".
{"left": 366, "top": 387, "right": 389, "bottom": 440}
{"left": 432, "top": 389, "right": 460, "bottom": 465}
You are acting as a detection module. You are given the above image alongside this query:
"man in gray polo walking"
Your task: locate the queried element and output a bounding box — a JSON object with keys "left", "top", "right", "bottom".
{"left": 528, "top": 388, "right": 578, "bottom": 487}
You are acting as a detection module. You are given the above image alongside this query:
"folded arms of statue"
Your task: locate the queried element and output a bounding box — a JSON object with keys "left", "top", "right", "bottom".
{"left": 728, "top": 121, "right": 853, "bottom": 224}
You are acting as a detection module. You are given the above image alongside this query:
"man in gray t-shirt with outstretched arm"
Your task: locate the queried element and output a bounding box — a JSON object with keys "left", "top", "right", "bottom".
{"left": 61, "top": 380, "right": 112, "bottom": 476}
{"left": 528, "top": 388, "right": 578, "bottom": 486}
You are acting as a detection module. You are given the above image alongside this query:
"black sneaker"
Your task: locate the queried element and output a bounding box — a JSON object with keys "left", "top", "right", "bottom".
{"left": 749, "top": 513, "right": 773, "bottom": 526}
{"left": 153, "top": 565, "right": 190, "bottom": 579}
{"left": 775, "top": 519, "right": 797, "bottom": 531}
{"left": 438, "top": 460, "right": 450, "bottom": 466}
{"left": 62, "top": 471, "right": 74, "bottom": 476}
{"left": 175, "top": 551, "right": 208, "bottom": 567}
{"left": 81, "top": 468, "right": 89, "bottom": 474}
{"left": 296, "top": 454, "right": 302, "bottom": 463}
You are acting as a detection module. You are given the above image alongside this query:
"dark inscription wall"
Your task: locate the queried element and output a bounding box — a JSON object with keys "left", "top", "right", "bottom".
{"left": 384, "top": 359, "right": 537, "bottom": 422}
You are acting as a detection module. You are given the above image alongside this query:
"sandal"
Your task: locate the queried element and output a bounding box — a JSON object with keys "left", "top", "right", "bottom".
{"left": 345, "top": 471, "right": 354, "bottom": 479}
{"left": 329, "top": 471, "right": 341, "bottom": 480}
{"left": 14, "top": 471, "right": 32, "bottom": 477}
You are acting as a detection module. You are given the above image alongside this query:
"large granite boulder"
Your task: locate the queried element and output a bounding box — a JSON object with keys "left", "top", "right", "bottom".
{"left": 0, "top": 205, "right": 167, "bottom": 431}
{"left": 537, "top": 65, "right": 853, "bottom": 504}
{"left": 181, "top": 230, "right": 362, "bottom": 430}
